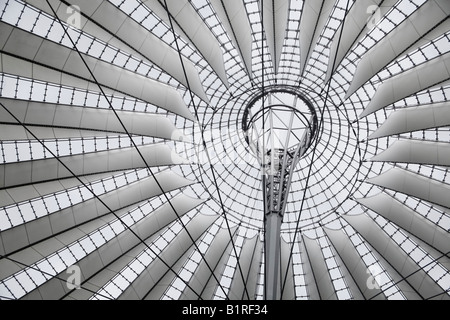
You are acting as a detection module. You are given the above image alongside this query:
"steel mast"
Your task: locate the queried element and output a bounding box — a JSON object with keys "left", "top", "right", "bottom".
{"left": 243, "top": 89, "right": 317, "bottom": 300}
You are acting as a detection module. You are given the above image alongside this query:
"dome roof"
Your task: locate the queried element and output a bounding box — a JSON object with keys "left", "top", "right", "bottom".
{"left": 0, "top": 0, "right": 449, "bottom": 300}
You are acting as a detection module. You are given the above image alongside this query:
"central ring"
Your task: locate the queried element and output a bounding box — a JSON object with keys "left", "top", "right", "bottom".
{"left": 242, "top": 87, "right": 319, "bottom": 169}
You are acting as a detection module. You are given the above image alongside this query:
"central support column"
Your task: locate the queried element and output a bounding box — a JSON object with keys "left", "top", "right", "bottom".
{"left": 242, "top": 88, "right": 318, "bottom": 300}
{"left": 264, "top": 208, "right": 282, "bottom": 300}
{"left": 261, "top": 147, "right": 297, "bottom": 300}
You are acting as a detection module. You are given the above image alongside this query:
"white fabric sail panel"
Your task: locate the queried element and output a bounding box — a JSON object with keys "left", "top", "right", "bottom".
{"left": 133, "top": 195, "right": 205, "bottom": 244}
{"left": 280, "top": 238, "right": 295, "bottom": 300}
{"left": 0, "top": 144, "right": 187, "bottom": 189}
{"left": 358, "top": 51, "right": 450, "bottom": 118}
{"left": 0, "top": 31, "right": 195, "bottom": 121}
{"left": 367, "top": 167, "right": 450, "bottom": 210}
{"left": 28, "top": 208, "right": 211, "bottom": 300}
{"left": 181, "top": 226, "right": 237, "bottom": 300}
{"left": 119, "top": 213, "right": 218, "bottom": 300}
{"left": 365, "top": 246, "right": 423, "bottom": 300}
{"left": 228, "top": 234, "right": 260, "bottom": 300}
{"left": 348, "top": 24, "right": 450, "bottom": 102}
{"left": 0, "top": 172, "right": 121, "bottom": 208}
{"left": 324, "top": 227, "right": 386, "bottom": 300}
{"left": 0, "top": 123, "right": 125, "bottom": 142}
{"left": 67, "top": 242, "right": 151, "bottom": 300}
{"left": 145, "top": 0, "right": 228, "bottom": 87}
{"left": 0, "top": 53, "right": 95, "bottom": 94}
{"left": 396, "top": 21, "right": 450, "bottom": 62}
{"left": 368, "top": 102, "right": 450, "bottom": 139}
{"left": 299, "top": 0, "right": 335, "bottom": 75}
{"left": 233, "top": 235, "right": 263, "bottom": 300}
{"left": 399, "top": 228, "right": 450, "bottom": 278}
{"left": 199, "top": 233, "right": 260, "bottom": 300}
{"left": 371, "top": 140, "right": 450, "bottom": 167}
{"left": 200, "top": 231, "right": 261, "bottom": 300}
{"left": 1, "top": 199, "right": 145, "bottom": 284}
{"left": 77, "top": 194, "right": 204, "bottom": 300}
{"left": 356, "top": 193, "right": 450, "bottom": 257}
{"left": 302, "top": 235, "right": 337, "bottom": 300}
{"left": 0, "top": 24, "right": 46, "bottom": 62}
{"left": 0, "top": 200, "right": 140, "bottom": 284}
{"left": 20, "top": 275, "right": 67, "bottom": 299}
{"left": 144, "top": 243, "right": 196, "bottom": 300}
{"left": 113, "top": 194, "right": 204, "bottom": 262}
{"left": 209, "top": 0, "right": 253, "bottom": 76}
{"left": 0, "top": 172, "right": 194, "bottom": 255}
{"left": 299, "top": 236, "right": 320, "bottom": 300}
{"left": 0, "top": 26, "right": 90, "bottom": 79}
{"left": 0, "top": 17, "right": 13, "bottom": 48}
{"left": 61, "top": 0, "right": 208, "bottom": 102}
{"left": 328, "top": 241, "right": 365, "bottom": 300}
{"left": 0, "top": 171, "right": 190, "bottom": 243}
{"left": 0, "top": 98, "right": 177, "bottom": 140}
{"left": 344, "top": 213, "right": 450, "bottom": 299}
{"left": 347, "top": 0, "right": 450, "bottom": 98}
{"left": 246, "top": 236, "right": 263, "bottom": 300}
{"left": 326, "top": 0, "right": 396, "bottom": 80}
{"left": 18, "top": 0, "right": 207, "bottom": 102}
{"left": 262, "top": 0, "right": 289, "bottom": 74}
{"left": 198, "top": 238, "right": 236, "bottom": 300}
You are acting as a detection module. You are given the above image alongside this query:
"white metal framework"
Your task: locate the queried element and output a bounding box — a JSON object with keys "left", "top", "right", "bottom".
{"left": 0, "top": 0, "right": 449, "bottom": 300}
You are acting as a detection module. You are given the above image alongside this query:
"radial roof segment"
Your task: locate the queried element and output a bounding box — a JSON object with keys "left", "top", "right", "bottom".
{"left": 358, "top": 51, "right": 450, "bottom": 118}
{"left": 368, "top": 101, "right": 450, "bottom": 139}
{"left": 0, "top": 0, "right": 449, "bottom": 301}
{"left": 142, "top": 0, "right": 230, "bottom": 89}
{"left": 366, "top": 167, "right": 450, "bottom": 210}
{"left": 209, "top": 0, "right": 253, "bottom": 77}
{"left": 298, "top": 0, "right": 335, "bottom": 76}
{"left": 346, "top": 0, "right": 450, "bottom": 99}
{"left": 261, "top": 0, "right": 289, "bottom": 74}
{"left": 356, "top": 193, "right": 450, "bottom": 259}
{"left": 325, "top": 0, "right": 397, "bottom": 82}
{"left": 25, "top": 0, "right": 210, "bottom": 102}
{"left": 370, "top": 140, "right": 450, "bottom": 166}
{"left": 0, "top": 98, "right": 179, "bottom": 140}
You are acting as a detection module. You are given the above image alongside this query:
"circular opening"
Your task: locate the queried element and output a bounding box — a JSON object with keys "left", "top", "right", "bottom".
{"left": 242, "top": 87, "right": 318, "bottom": 168}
